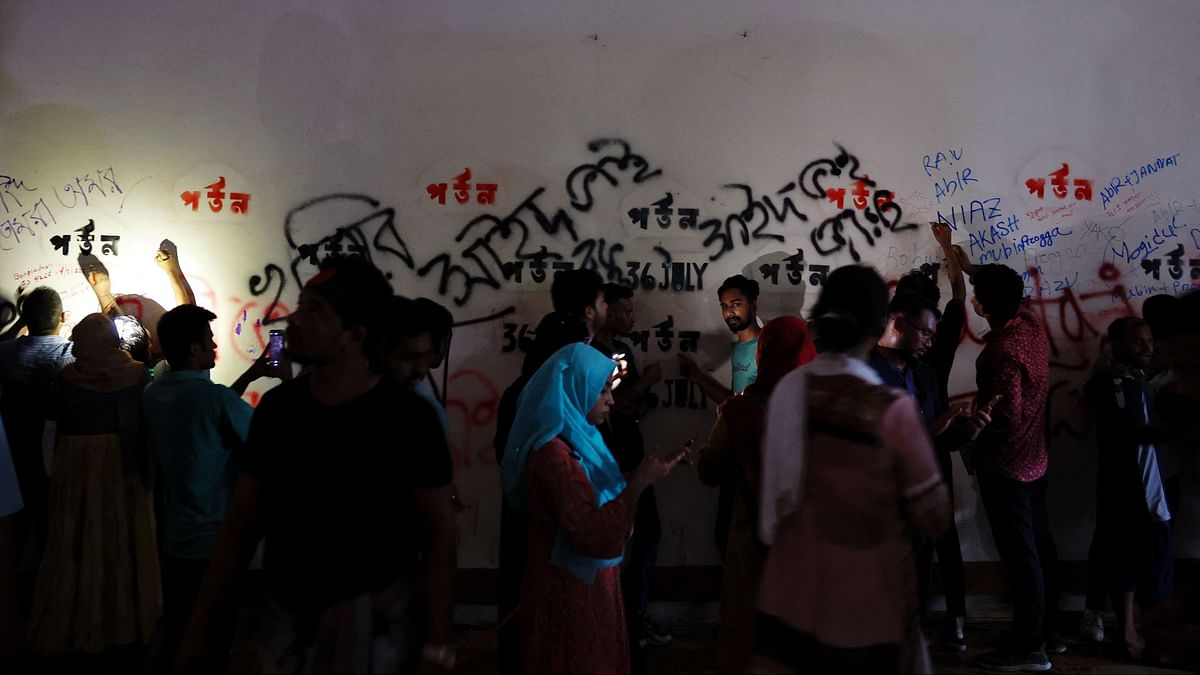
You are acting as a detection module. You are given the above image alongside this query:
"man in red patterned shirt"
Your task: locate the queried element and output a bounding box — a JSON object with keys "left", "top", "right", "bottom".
{"left": 966, "top": 264, "right": 1061, "bottom": 673}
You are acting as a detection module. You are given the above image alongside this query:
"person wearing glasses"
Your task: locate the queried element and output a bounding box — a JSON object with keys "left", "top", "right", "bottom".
{"left": 868, "top": 291, "right": 976, "bottom": 653}
{"left": 868, "top": 292, "right": 959, "bottom": 432}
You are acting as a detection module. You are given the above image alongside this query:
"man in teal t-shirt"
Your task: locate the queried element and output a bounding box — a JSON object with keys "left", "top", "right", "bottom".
{"left": 679, "top": 274, "right": 763, "bottom": 399}
{"left": 678, "top": 274, "right": 762, "bottom": 560}
{"left": 143, "top": 305, "right": 288, "bottom": 673}
{"left": 730, "top": 336, "right": 759, "bottom": 394}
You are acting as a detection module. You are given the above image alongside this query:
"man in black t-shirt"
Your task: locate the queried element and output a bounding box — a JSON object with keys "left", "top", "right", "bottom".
{"left": 176, "top": 257, "right": 457, "bottom": 674}
{"left": 593, "top": 283, "right": 670, "bottom": 662}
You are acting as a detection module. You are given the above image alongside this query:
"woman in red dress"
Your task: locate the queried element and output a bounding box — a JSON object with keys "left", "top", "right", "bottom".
{"left": 501, "top": 343, "right": 689, "bottom": 674}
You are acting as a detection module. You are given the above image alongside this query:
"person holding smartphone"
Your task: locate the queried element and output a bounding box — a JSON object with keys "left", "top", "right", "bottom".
{"left": 868, "top": 291, "right": 981, "bottom": 652}
{"left": 501, "top": 343, "right": 691, "bottom": 675}
{"left": 966, "top": 264, "right": 1061, "bottom": 673}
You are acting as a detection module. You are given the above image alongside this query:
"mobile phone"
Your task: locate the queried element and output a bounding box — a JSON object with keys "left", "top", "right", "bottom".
{"left": 266, "top": 329, "right": 285, "bottom": 366}
{"left": 983, "top": 394, "right": 1004, "bottom": 412}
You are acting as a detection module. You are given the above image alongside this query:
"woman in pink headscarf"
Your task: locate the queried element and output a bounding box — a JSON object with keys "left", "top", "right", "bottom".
{"left": 697, "top": 315, "right": 816, "bottom": 673}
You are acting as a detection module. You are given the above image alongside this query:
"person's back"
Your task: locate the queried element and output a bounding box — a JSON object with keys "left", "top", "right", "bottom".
{"left": 757, "top": 266, "right": 950, "bottom": 674}
{"left": 0, "top": 288, "right": 73, "bottom": 398}
{"left": 0, "top": 333, "right": 73, "bottom": 396}
{"left": 758, "top": 374, "right": 939, "bottom": 648}
{"left": 245, "top": 373, "right": 449, "bottom": 613}
{"left": 28, "top": 314, "right": 159, "bottom": 657}
{"left": 144, "top": 306, "right": 255, "bottom": 559}
{"left": 144, "top": 371, "right": 248, "bottom": 556}
{"left": 0, "top": 288, "right": 73, "bottom": 562}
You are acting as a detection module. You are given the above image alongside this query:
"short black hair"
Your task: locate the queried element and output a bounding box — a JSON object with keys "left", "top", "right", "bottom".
{"left": 114, "top": 315, "right": 151, "bottom": 364}
{"left": 809, "top": 265, "right": 889, "bottom": 353}
{"left": 380, "top": 296, "right": 429, "bottom": 355}
{"left": 415, "top": 297, "right": 454, "bottom": 343}
{"left": 1107, "top": 316, "right": 1148, "bottom": 345}
{"left": 550, "top": 268, "right": 605, "bottom": 317}
{"left": 896, "top": 270, "right": 941, "bottom": 308}
{"left": 718, "top": 274, "right": 759, "bottom": 302}
{"left": 1141, "top": 294, "right": 1179, "bottom": 341}
{"left": 157, "top": 305, "right": 218, "bottom": 368}
{"left": 602, "top": 282, "right": 633, "bottom": 305}
{"left": 311, "top": 255, "right": 394, "bottom": 370}
{"left": 971, "top": 264, "right": 1025, "bottom": 324}
{"left": 888, "top": 291, "right": 941, "bottom": 322}
{"left": 520, "top": 311, "right": 590, "bottom": 378}
{"left": 20, "top": 286, "right": 63, "bottom": 333}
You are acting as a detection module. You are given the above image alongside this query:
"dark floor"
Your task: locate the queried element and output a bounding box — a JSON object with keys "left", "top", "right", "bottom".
{"left": 10, "top": 609, "right": 1195, "bottom": 673}
{"left": 453, "top": 615, "right": 1199, "bottom": 674}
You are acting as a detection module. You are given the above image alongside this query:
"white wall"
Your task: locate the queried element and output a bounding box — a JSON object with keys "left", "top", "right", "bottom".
{"left": 2, "top": 0, "right": 1198, "bottom": 567}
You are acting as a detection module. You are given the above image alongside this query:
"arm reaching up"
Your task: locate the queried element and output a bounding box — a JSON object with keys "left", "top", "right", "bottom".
{"left": 930, "top": 222, "right": 967, "bottom": 302}
{"left": 156, "top": 240, "right": 197, "bottom": 307}
{"left": 80, "top": 254, "right": 122, "bottom": 317}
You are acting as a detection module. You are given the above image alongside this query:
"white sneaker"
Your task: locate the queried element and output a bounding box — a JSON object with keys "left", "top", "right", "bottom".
{"left": 1078, "top": 608, "right": 1104, "bottom": 643}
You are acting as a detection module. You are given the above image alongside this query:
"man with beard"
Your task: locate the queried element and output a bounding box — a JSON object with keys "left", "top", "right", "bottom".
{"left": 1082, "top": 317, "right": 1173, "bottom": 659}
{"left": 679, "top": 275, "right": 762, "bottom": 562}
{"left": 679, "top": 275, "right": 762, "bottom": 403}
{"left": 868, "top": 291, "right": 972, "bottom": 651}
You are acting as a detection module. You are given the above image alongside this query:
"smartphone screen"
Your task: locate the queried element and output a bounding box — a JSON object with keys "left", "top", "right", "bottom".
{"left": 266, "top": 329, "right": 285, "bottom": 366}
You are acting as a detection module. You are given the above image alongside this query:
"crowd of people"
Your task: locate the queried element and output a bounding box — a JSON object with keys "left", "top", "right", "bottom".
{"left": 0, "top": 249, "right": 458, "bottom": 674}
{"left": 0, "top": 223, "right": 1196, "bottom": 674}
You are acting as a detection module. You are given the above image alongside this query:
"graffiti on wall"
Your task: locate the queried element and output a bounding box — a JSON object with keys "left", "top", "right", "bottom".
{"left": 246, "top": 139, "right": 920, "bottom": 328}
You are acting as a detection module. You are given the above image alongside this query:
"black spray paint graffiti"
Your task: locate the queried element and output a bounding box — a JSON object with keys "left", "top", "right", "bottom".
{"left": 696, "top": 144, "right": 917, "bottom": 262}
{"left": 246, "top": 140, "right": 915, "bottom": 323}
{"left": 421, "top": 139, "right": 660, "bottom": 305}
{"left": 503, "top": 246, "right": 708, "bottom": 293}
{"left": 566, "top": 139, "right": 663, "bottom": 211}
{"left": 248, "top": 140, "right": 660, "bottom": 325}
{"left": 248, "top": 192, "right": 416, "bottom": 326}
{"left": 797, "top": 144, "right": 917, "bottom": 262}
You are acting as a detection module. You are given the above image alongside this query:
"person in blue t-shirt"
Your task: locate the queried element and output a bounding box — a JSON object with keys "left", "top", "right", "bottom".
{"left": 678, "top": 274, "right": 763, "bottom": 401}
{"left": 678, "top": 275, "right": 763, "bottom": 561}
{"left": 0, "top": 286, "right": 73, "bottom": 608}
{"left": 142, "top": 304, "right": 289, "bottom": 673}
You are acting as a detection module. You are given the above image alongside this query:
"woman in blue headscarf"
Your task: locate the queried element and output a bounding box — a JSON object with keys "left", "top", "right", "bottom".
{"left": 502, "top": 342, "right": 689, "bottom": 675}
